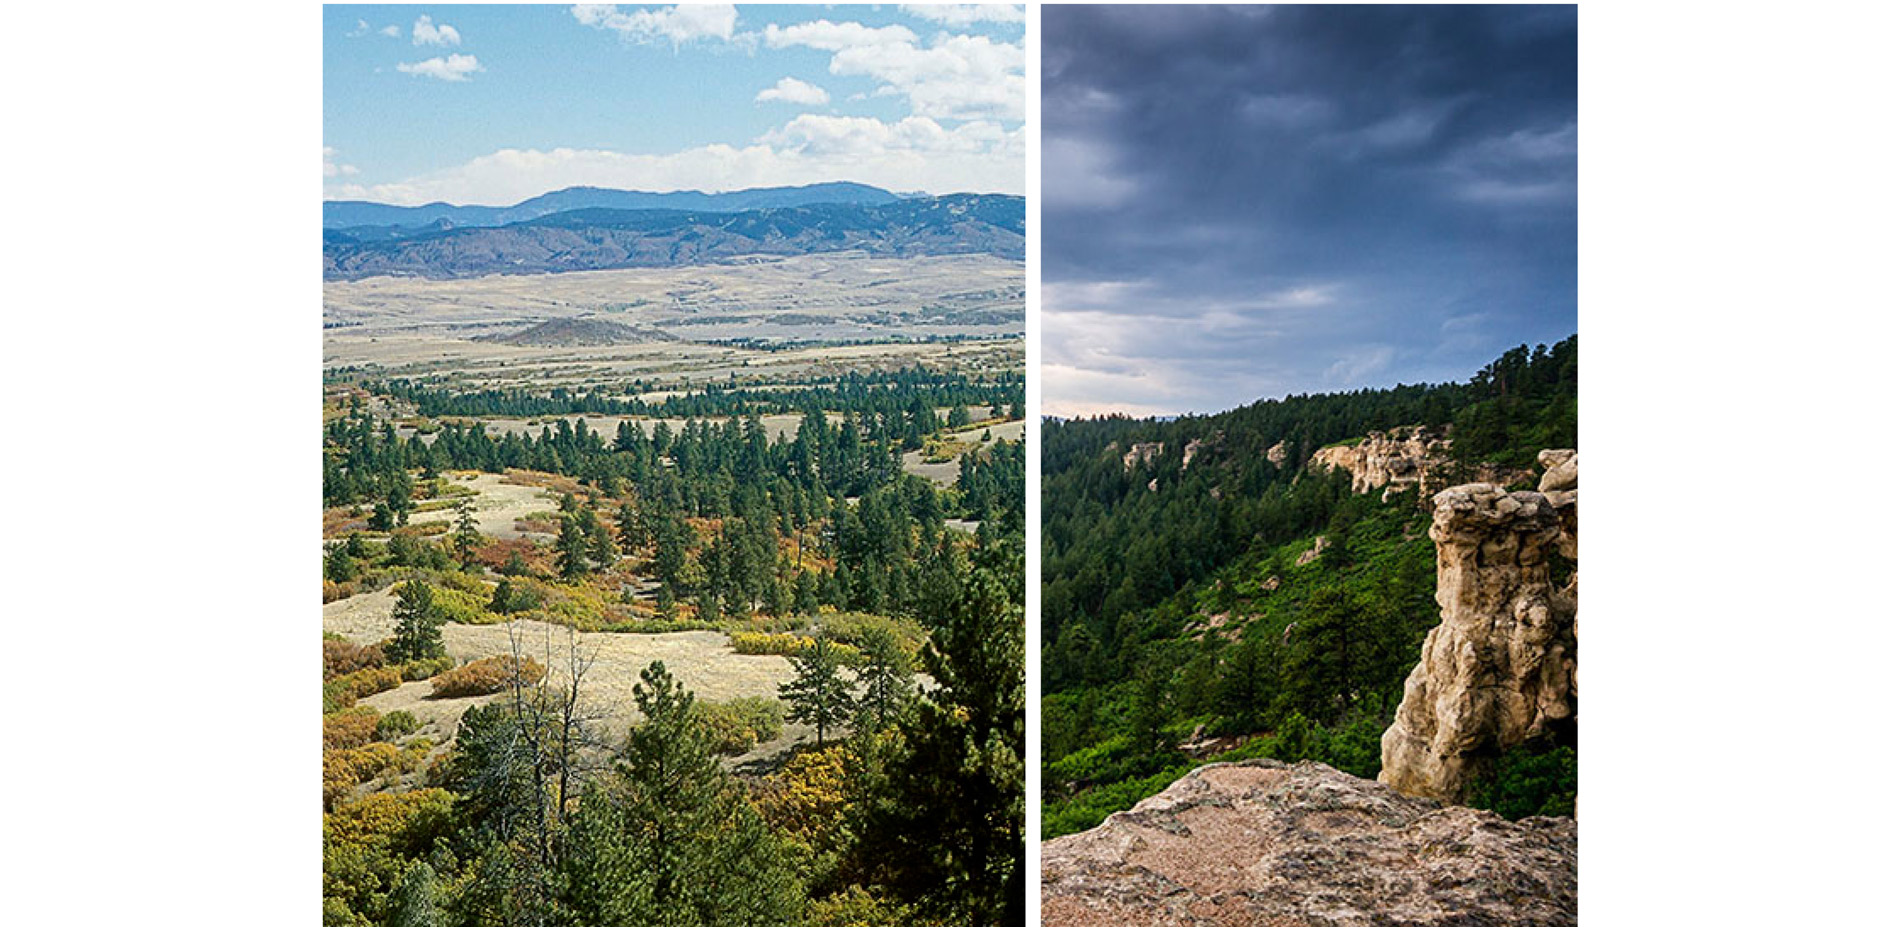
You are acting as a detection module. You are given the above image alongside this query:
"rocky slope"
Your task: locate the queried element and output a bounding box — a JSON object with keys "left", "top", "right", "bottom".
{"left": 1310, "top": 426, "right": 1531, "bottom": 501}
{"left": 1380, "top": 451, "right": 1578, "bottom": 802}
{"left": 1042, "top": 759, "right": 1578, "bottom": 927}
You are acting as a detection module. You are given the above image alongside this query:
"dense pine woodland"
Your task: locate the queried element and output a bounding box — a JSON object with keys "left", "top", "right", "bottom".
{"left": 1041, "top": 338, "right": 1577, "bottom": 838}
{"left": 322, "top": 373, "right": 1025, "bottom": 927}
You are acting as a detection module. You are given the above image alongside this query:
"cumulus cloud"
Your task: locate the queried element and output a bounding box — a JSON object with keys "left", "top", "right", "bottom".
{"left": 768, "top": 25, "right": 1023, "bottom": 122}
{"left": 900, "top": 5, "right": 1026, "bottom": 27}
{"left": 321, "top": 114, "right": 1023, "bottom": 207}
{"left": 761, "top": 20, "right": 917, "bottom": 51}
{"left": 322, "top": 147, "right": 359, "bottom": 178}
{"left": 397, "top": 54, "right": 483, "bottom": 82}
{"left": 412, "top": 15, "right": 461, "bottom": 47}
{"left": 572, "top": 4, "right": 738, "bottom": 46}
{"left": 381, "top": 25, "right": 400, "bottom": 38}
{"left": 755, "top": 77, "right": 829, "bottom": 106}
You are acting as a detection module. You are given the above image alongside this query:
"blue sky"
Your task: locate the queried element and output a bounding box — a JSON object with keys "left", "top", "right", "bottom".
{"left": 323, "top": 4, "right": 1025, "bottom": 204}
{"left": 1042, "top": 5, "right": 1576, "bottom": 418}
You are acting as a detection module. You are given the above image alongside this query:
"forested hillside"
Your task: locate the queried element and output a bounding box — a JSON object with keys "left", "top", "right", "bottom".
{"left": 1040, "top": 338, "right": 1576, "bottom": 838}
{"left": 323, "top": 373, "right": 1025, "bottom": 925}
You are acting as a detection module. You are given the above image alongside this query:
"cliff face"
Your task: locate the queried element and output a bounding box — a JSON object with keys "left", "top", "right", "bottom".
{"left": 1309, "top": 426, "right": 1450, "bottom": 499}
{"left": 1309, "top": 426, "right": 1533, "bottom": 501}
{"left": 1379, "top": 451, "right": 1578, "bottom": 803}
{"left": 1041, "top": 760, "right": 1578, "bottom": 927}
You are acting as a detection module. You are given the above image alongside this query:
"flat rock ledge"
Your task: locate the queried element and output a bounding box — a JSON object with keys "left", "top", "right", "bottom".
{"left": 1042, "top": 760, "right": 1577, "bottom": 927}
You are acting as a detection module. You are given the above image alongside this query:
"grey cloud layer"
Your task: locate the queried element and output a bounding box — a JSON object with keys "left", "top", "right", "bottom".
{"left": 1043, "top": 4, "right": 1577, "bottom": 417}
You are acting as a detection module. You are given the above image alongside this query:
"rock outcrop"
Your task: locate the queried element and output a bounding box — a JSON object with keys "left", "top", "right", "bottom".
{"left": 1309, "top": 426, "right": 1452, "bottom": 501}
{"left": 1042, "top": 759, "right": 1578, "bottom": 927}
{"left": 1379, "top": 451, "right": 1578, "bottom": 803}
{"left": 1310, "top": 426, "right": 1533, "bottom": 501}
{"left": 1122, "top": 441, "right": 1165, "bottom": 470}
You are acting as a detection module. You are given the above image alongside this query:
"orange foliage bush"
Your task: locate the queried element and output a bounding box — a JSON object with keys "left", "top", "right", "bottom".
{"left": 472, "top": 537, "right": 549, "bottom": 575}
{"left": 323, "top": 639, "right": 385, "bottom": 680}
{"left": 324, "top": 708, "right": 379, "bottom": 751}
{"left": 429, "top": 655, "right": 546, "bottom": 698}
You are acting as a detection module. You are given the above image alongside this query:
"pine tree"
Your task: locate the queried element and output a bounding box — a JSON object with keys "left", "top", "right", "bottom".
{"left": 387, "top": 581, "right": 444, "bottom": 663}
{"left": 451, "top": 497, "right": 481, "bottom": 565}
{"left": 559, "top": 518, "right": 590, "bottom": 579}
{"left": 616, "top": 503, "right": 643, "bottom": 554}
{"left": 779, "top": 638, "right": 855, "bottom": 747}
{"left": 589, "top": 521, "right": 618, "bottom": 569}
{"left": 559, "top": 661, "right": 799, "bottom": 926}
{"left": 851, "top": 551, "right": 1025, "bottom": 926}
{"left": 388, "top": 861, "right": 443, "bottom": 927}
{"left": 855, "top": 624, "right": 914, "bottom": 731}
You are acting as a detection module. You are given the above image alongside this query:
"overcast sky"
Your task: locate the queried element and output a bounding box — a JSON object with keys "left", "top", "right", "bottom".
{"left": 323, "top": 5, "right": 1024, "bottom": 204}
{"left": 1042, "top": 5, "right": 1577, "bottom": 418}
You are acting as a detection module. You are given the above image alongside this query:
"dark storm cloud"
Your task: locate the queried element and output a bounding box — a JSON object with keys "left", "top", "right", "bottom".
{"left": 1042, "top": 5, "right": 1577, "bottom": 417}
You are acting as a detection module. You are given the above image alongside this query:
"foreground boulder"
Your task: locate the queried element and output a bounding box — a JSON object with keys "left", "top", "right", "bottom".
{"left": 1042, "top": 759, "right": 1577, "bottom": 927}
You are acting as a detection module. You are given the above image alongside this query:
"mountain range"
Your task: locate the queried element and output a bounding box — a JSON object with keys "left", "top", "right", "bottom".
{"left": 322, "top": 186, "right": 1024, "bottom": 280}
{"left": 321, "top": 182, "right": 904, "bottom": 231}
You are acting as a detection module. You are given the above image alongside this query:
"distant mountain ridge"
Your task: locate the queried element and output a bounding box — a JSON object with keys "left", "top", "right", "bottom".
{"left": 323, "top": 193, "right": 1026, "bottom": 280}
{"left": 322, "top": 182, "right": 905, "bottom": 231}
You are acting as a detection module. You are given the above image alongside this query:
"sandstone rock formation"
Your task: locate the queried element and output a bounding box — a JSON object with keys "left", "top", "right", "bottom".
{"left": 1310, "top": 426, "right": 1533, "bottom": 501}
{"left": 1266, "top": 439, "right": 1289, "bottom": 467}
{"left": 1123, "top": 441, "right": 1165, "bottom": 470}
{"left": 1379, "top": 452, "right": 1578, "bottom": 803}
{"left": 1309, "top": 426, "right": 1451, "bottom": 500}
{"left": 1042, "top": 759, "right": 1578, "bottom": 927}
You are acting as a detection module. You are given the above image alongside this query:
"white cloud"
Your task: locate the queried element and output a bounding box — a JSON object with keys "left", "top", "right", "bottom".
{"left": 397, "top": 54, "right": 483, "bottom": 82}
{"left": 348, "top": 20, "right": 400, "bottom": 39}
{"left": 322, "top": 147, "right": 359, "bottom": 178}
{"left": 321, "top": 115, "right": 1023, "bottom": 206}
{"left": 900, "top": 5, "right": 1025, "bottom": 27}
{"left": 759, "top": 114, "right": 1016, "bottom": 158}
{"left": 572, "top": 4, "right": 738, "bottom": 46}
{"left": 768, "top": 25, "right": 1022, "bottom": 122}
{"left": 755, "top": 77, "right": 830, "bottom": 106}
{"left": 412, "top": 15, "right": 461, "bottom": 47}
{"left": 761, "top": 20, "right": 917, "bottom": 51}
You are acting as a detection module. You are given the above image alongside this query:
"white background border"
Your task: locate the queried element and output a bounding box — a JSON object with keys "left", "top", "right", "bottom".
{"left": 7, "top": 1, "right": 1899, "bottom": 922}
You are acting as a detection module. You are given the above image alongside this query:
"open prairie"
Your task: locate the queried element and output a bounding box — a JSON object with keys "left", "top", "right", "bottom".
{"left": 324, "top": 252, "right": 1024, "bottom": 390}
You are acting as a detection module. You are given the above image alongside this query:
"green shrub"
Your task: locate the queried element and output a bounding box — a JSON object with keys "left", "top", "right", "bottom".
{"left": 375, "top": 710, "right": 421, "bottom": 741}
{"left": 430, "top": 586, "right": 494, "bottom": 626}
{"left": 690, "top": 697, "right": 785, "bottom": 755}
{"left": 397, "top": 656, "right": 455, "bottom": 681}
{"left": 1466, "top": 742, "right": 1577, "bottom": 820}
